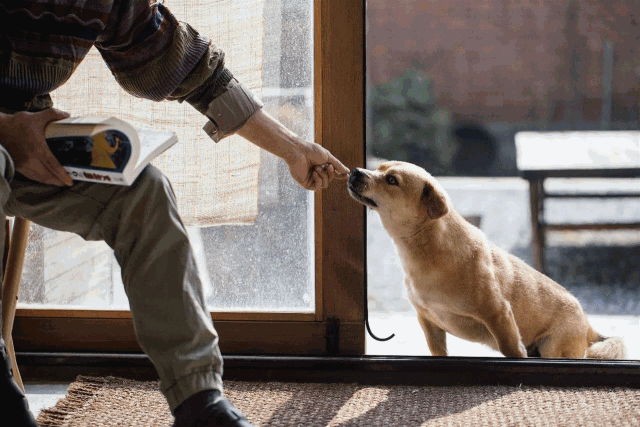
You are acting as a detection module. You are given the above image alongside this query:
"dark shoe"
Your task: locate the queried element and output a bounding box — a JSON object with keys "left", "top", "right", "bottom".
{"left": 1, "top": 342, "right": 38, "bottom": 427}
{"left": 173, "top": 390, "right": 253, "bottom": 427}
{"left": 192, "top": 399, "right": 253, "bottom": 427}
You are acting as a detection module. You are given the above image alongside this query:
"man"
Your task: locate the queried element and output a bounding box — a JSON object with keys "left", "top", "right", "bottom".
{"left": 0, "top": 1, "right": 349, "bottom": 426}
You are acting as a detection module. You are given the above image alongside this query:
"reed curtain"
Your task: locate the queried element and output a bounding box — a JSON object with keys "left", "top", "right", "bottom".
{"left": 51, "top": 0, "right": 265, "bottom": 226}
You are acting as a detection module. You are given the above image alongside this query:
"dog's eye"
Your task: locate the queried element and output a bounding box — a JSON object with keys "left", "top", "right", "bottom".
{"left": 385, "top": 175, "right": 399, "bottom": 186}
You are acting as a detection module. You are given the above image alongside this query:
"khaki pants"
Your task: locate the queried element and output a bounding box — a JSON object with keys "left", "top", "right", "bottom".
{"left": 0, "top": 145, "right": 223, "bottom": 410}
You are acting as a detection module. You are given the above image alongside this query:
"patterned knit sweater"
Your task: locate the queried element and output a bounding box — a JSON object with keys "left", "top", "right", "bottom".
{"left": 0, "top": 0, "right": 256, "bottom": 136}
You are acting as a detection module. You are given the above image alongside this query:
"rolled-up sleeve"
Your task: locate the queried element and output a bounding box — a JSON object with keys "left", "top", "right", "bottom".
{"left": 97, "top": 0, "right": 262, "bottom": 142}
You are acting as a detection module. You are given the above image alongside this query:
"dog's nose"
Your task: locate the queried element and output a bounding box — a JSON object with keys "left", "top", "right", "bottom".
{"left": 349, "top": 168, "right": 366, "bottom": 183}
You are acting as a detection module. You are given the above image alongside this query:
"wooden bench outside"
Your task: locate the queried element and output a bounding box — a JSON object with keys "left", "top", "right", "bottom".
{"left": 515, "top": 130, "right": 640, "bottom": 274}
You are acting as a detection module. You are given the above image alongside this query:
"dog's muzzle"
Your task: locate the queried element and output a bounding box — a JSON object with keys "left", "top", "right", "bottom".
{"left": 348, "top": 168, "right": 378, "bottom": 208}
{"left": 348, "top": 168, "right": 366, "bottom": 187}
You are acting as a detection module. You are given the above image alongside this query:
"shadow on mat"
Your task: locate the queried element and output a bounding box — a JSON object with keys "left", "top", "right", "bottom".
{"left": 261, "top": 385, "right": 516, "bottom": 426}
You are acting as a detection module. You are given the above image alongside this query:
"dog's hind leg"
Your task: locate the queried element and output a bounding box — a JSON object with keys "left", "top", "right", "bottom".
{"left": 538, "top": 320, "right": 597, "bottom": 358}
{"left": 417, "top": 315, "right": 448, "bottom": 356}
{"left": 538, "top": 334, "right": 588, "bottom": 359}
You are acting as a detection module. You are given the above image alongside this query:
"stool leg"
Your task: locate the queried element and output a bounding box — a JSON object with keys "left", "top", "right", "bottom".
{"left": 3, "top": 219, "right": 10, "bottom": 273}
{"left": 2, "top": 217, "right": 32, "bottom": 392}
{"left": 5, "top": 336, "right": 22, "bottom": 390}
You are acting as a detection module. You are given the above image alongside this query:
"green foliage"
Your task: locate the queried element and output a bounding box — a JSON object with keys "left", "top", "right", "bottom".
{"left": 368, "top": 70, "right": 454, "bottom": 175}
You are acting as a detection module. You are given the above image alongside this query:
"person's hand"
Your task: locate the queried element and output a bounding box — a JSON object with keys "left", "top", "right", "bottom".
{"left": 235, "top": 109, "right": 349, "bottom": 191}
{"left": 0, "top": 108, "right": 74, "bottom": 186}
{"left": 286, "top": 139, "right": 350, "bottom": 191}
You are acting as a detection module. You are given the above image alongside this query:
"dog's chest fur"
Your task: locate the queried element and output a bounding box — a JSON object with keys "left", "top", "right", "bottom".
{"left": 403, "top": 265, "right": 466, "bottom": 315}
{"left": 391, "top": 223, "right": 498, "bottom": 345}
{"left": 404, "top": 270, "right": 496, "bottom": 345}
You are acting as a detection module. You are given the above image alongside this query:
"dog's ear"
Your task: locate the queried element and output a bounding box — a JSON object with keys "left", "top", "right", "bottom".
{"left": 422, "top": 183, "right": 449, "bottom": 219}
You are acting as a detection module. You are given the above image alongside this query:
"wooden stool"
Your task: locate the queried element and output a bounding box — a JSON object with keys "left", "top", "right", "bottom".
{"left": 1, "top": 217, "right": 31, "bottom": 392}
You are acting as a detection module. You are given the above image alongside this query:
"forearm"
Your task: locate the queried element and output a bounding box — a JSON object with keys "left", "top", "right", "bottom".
{"left": 235, "top": 109, "right": 304, "bottom": 164}
{"left": 237, "top": 109, "right": 350, "bottom": 191}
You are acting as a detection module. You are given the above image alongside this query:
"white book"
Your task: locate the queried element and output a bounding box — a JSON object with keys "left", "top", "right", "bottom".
{"left": 45, "top": 116, "right": 178, "bottom": 185}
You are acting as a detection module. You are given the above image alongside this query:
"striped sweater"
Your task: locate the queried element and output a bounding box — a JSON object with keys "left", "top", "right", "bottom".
{"left": 0, "top": 0, "right": 257, "bottom": 137}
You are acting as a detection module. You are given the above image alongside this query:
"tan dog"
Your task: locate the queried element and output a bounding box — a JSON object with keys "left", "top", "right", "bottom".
{"left": 348, "top": 161, "right": 626, "bottom": 359}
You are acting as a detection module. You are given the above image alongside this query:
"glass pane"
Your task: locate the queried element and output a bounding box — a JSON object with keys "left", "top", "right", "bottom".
{"left": 365, "top": 0, "right": 640, "bottom": 359}
{"left": 17, "top": 0, "right": 315, "bottom": 313}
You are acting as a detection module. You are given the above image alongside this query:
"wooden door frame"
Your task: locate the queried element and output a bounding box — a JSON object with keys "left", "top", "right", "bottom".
{"left": 13, "top": 0, "right": 366, "bottom": 356}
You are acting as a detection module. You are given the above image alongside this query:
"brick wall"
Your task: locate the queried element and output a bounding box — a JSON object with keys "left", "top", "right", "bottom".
{"left": 367, "top": 0, "right": 640, "bottom": 125}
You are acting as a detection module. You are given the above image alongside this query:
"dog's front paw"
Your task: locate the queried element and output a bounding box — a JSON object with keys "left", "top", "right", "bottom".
{"left": 518, "top": 342, "right": 528, "bottom": 358}
{"left": 501, "top": 341, "right": 528, "bottom": 358}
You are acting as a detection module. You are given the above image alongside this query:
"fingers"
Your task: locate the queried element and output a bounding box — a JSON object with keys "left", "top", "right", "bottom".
{"left": 45, "top": 156, "right": 74, "bottom": 186}
{"left": 286, "top": 140, "right": 350, "bottom": 191}
{"left": 43, "top": 156, "right": 74, "bottom": 186}
{"left": 32, "top": 108, "right": 71, "bottom": 129}
{"left": 313, "top": 165, "right": 329, "bottom": 189}
{"left": 325, "top": 164, "right": 336, "bottom": 182}
{"left": 326, "top": 153, "right": 350, "bottom": 178}
{"left": 44, "top": 109, "right": 74, "bottom": 186}
{"left": 22, "top": 155, "right": 74, "bottom": 187}
{"left": 306, "top": 161, "right": 349, "bottom": 192}
{"left": 34, "top": 109, "right": 74, "bottom": 186}
{"left": 306, "top": 164, "right": 334, "bottom": 191}
{"left": 309, "top": 169, "right": 323, "bottom": 191}
{"left": 43, "top": 108, "right": 71, "bottom": 122}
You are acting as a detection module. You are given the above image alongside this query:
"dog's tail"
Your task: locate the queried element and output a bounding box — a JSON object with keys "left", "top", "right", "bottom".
{"left": 586, "top": 328, "right": 626, "bottom": 359}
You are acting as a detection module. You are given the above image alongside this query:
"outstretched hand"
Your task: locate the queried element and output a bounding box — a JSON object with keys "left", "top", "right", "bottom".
{"left": 0, "top": 108, "right": 73, "bottom": 186}
{"left": 236, "top": 109, "right": 349, "bottom": 191}
{"left": 287, "top": 140, "right": 350, "bottom": 191}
